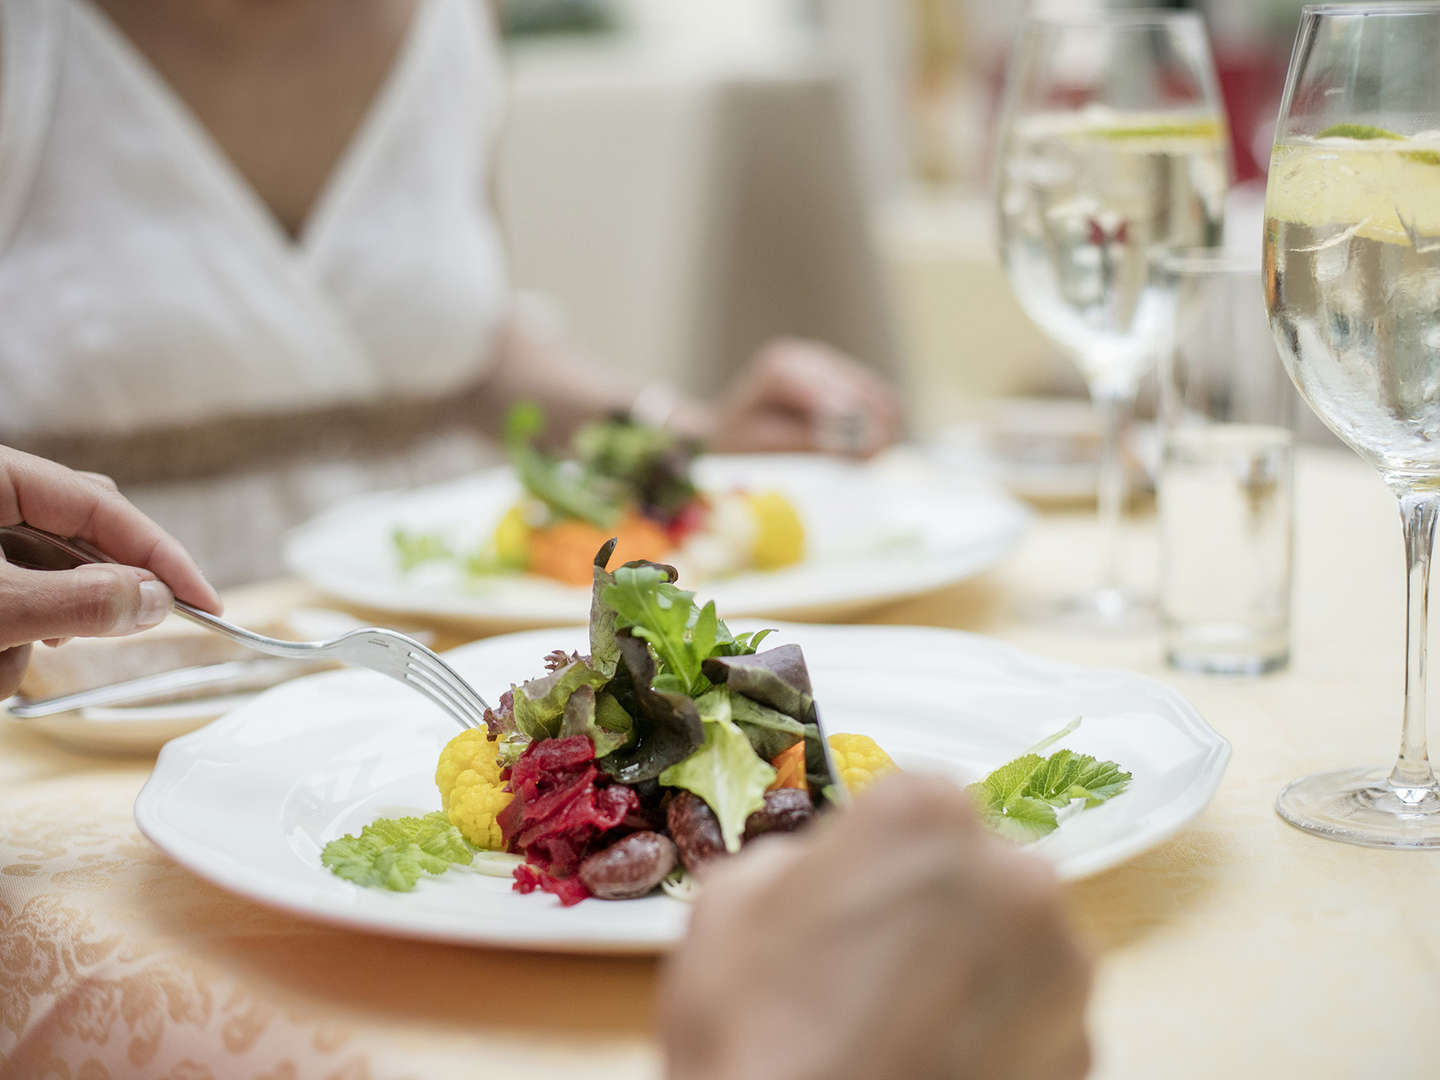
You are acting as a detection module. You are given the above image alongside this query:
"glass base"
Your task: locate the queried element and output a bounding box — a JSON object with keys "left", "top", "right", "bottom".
{"left": 1166, "top": 649, "right": 1288, "bottom": 676}
{"left": 1051, "top": 586, "right": 1155, "bottom": 632}
{"left": 1276, "top": 766, "right": 1440, "bottom": 848}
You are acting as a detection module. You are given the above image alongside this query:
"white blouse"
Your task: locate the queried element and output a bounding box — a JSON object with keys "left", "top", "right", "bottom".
{"left": 0, "top": 0, "right": 512, "bottom": 584}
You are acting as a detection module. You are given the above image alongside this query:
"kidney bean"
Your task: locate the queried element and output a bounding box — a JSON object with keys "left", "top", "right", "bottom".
{"left": 578, "top": 831, "right": 679, "bottom": 900}
{"left": 666, "top": 791, "right": 729, "bottom": 873}
{"left": 743, "top": 788, "right": 815, "bottom": 843}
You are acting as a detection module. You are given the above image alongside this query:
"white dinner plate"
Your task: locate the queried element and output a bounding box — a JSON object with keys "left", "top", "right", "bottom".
{"left": 282, "top": 453, "right": 1028, "bottom": 628}
{"left": 136, "top": 623, "right": 1229, "bottom": 955}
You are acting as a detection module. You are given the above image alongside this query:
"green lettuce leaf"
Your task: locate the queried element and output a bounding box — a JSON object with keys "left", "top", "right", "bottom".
{"left": 572, "top": 415, "right": 699, "bottom": 519}
{"left": 321, "top": 812, "right": 474, "bottom": 891}
{"left": 702, "top": 645, "right": 814, "bottom": 719}
{"left": 559, "top": 684, "right": 635, "bottom": 757}
{"left": 659, "top": 689, "right": 777, "bottom": 852}
{"left": 589, "top": 539, "right": 623, "bottom": 676}
{"left": 967, "top": 723, "right": 1132, "bottom": 843}
{"left": 596, "top": 630, "right": 706, "bottom": 783}
{"left": 505, "top": 403, "right": 624, "bottom": 527}
{"left": 511, "top": 659, "right": 610, "bottom": 741}
{"left": 727, "top": 690, "right": 807, "bottom": 761}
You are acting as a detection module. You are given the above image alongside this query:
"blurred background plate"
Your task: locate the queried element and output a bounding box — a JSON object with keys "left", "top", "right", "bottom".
{"left": 283, "top": 452, "right": 1029, "bottom": 629}
{"left": 134, "top": 622, "right": 1230, "bottom": 954}
{"left": 929, "top": 398, "right": 1159, "bottom": 507}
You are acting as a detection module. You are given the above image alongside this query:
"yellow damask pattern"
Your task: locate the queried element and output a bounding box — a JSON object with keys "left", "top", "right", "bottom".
{"left": 0, "top": 779, "right": 393, "bottom": 1080}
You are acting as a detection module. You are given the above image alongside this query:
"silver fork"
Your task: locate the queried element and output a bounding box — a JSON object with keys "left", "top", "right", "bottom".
{"left": 0, "top": 523, "right": 490, "bottom": 730}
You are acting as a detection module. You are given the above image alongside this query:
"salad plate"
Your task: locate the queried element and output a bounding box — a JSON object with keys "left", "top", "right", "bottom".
{"left": 283, "top": 453, "right": 1028, "bottom": 628}
{"left": 135, "top": 623, "right": 1229, "bottom": 954}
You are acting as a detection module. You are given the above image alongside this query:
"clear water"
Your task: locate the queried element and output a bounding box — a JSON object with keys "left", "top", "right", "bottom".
{"left": 1160, "top": 424, "right": 1294, "bottom": 673}
{"left": 997, "top": 110, "right": 1229, "bottom": 397}
{"left": 1266, "top": 135, "right": 1440, "bottom": 483}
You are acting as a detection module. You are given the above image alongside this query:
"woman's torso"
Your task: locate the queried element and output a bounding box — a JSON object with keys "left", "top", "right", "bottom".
{"left": 0, "top": 0, "right": 510, "bottom": 583}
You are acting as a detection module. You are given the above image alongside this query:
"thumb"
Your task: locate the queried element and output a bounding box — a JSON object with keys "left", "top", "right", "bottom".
{"left": 0, "top": 563, "right": 172, "bottom": 649}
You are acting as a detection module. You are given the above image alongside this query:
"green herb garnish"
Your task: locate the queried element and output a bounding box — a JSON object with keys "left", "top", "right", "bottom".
{"left": 968, "top": 720, "right": 1132, "bottom": 843}
{"left": 391, "top": 528, "right": 451, "bottom": 571}
{"left": 321, "top": 812, "right": 475, "bottom": 891}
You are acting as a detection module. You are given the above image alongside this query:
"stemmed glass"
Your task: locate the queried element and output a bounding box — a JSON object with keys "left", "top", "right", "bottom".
{"left": 995, "top": 10, "right": 1231, "bottom": 623}
{"left": 1266, "top": 2, "right": 1440, "bottom": 846}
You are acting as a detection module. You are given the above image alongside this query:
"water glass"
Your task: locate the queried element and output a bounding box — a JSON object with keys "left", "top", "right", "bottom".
{"left": 1154, "top": 250, "right": 1295, "bottom": 674}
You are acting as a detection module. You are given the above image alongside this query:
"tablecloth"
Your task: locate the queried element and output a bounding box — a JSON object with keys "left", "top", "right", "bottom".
{"left": 4, "top": 449, "right": 1440, "bottom": 1078}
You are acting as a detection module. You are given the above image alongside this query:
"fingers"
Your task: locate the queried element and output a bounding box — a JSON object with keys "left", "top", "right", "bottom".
{"left": 0, "top": 645, "right": 31, "bottom": 699}
{"left": 0, "top": 446, "right": 220, "bottom": 613}
{"left": 77, "top": 471, "right": 119, "bottom": 493}
{"left": 715, "top": 339, "right": 904, "bottom": 457}
{"left": 0, "top": 562, "right": 172, "bottom": 651}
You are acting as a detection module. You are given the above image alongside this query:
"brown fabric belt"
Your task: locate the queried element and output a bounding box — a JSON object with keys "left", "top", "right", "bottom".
{"left": 5, "top": 382, "right": 497, "bottom": 486}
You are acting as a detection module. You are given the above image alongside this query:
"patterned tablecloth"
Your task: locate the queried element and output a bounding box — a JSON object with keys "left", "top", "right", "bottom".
{"left": 5, "top": 449, "right": 1440, "bottom": 1079}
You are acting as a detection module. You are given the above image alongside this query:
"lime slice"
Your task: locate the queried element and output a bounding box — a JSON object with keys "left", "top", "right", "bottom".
{"left": 1315, "top": 122, "right": 1404, "bottom": 141}
{"left": 1086, "top": 118, "right": 1224, "bottom": 141}
{"left": 1313, "top": 123, "right": 1440, "bottom": 164}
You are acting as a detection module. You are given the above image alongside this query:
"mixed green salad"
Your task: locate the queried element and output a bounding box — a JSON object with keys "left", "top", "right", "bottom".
{"left": 323, "top": 542, "right": 1133, "bottom": 903}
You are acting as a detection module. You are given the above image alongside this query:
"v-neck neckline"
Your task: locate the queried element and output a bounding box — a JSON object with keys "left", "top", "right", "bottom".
{"left": 74, "top": 0, "right": 436, "bottom": 263}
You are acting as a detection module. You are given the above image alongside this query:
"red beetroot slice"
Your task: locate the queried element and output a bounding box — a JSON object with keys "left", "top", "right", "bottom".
{"left": 508, "top": 766, "right": 599, "bottom": 836}
{"left": 513, "top": 863, "right": 591, "bottom": 906}
{"left": 502, "top": 734, "right": 645, "bottom": 903}
{"left": 515, "top": 734, "right": 595, "bottom": 776}
{"left": 516, "top": 782, "right": 640, "bottom": 853}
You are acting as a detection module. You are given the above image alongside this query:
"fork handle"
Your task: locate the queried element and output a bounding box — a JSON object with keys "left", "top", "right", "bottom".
{"left": 172, "top": 602, "right": 321, "bottom": 660}
{"left": 0, "top": 524, "right": 319, "bottom": 661}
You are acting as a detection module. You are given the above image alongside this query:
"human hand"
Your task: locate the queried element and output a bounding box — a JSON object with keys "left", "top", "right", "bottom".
{"left": 0, "top": 447, "right": 221, "bottom": 698}
{"left": 691, "top": 338, "right": 903, "bottom": 457}
{"left": 660, "top": 776, "right": 1092, "bottom": 1080}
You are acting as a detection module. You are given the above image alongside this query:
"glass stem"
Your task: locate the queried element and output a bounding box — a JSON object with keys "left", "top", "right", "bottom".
{"left": 1093, "top": 391, "right": 1134, "bottom": 600}
{"left": 1392, "top": 490, "right": 1440, "bottom": 790}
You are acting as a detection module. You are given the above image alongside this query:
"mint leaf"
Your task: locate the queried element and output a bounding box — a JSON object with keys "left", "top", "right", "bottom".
{"left": 321, "top": 812, "right": 474, "bottom": 891}
{"left": 659, "top": 689, "right": 776, "bottom": 852}
{"left": 968, "top": 723, "right": 1131, "bottom": 843}
{"left": 985, "top": 795, "right": 1058, "bottom": 843}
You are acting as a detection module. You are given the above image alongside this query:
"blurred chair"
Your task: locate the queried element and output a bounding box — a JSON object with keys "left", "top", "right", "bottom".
{"left": 496, "top": 48, "right": 898, "bottom": 396}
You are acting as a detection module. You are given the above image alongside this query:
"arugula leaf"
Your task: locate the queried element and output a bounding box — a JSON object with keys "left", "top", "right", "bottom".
{"left": 967, "top": 723, "right": 1132, "bottom": 843}
{"left": 600, "top": 561, "right": 770, "bottom": 698}
{"left": 321, "top": 812, "right": 474, "bottom": 891}
{"left": 659, "top": 689, "right": 777, "bottom": 852}
{"left": 604, "top": 565, "right": 704, "bottom": 692}
{"left": 511, "top": 659, "right": 610, "bottom": 741}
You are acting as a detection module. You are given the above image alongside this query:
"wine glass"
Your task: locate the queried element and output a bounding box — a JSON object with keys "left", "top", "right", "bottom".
{"left": 995, "top": 10, "right": 1231, "bottom": 623}
{"left": 1266, "top": 2, "right": 1440, "bottom": 846}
